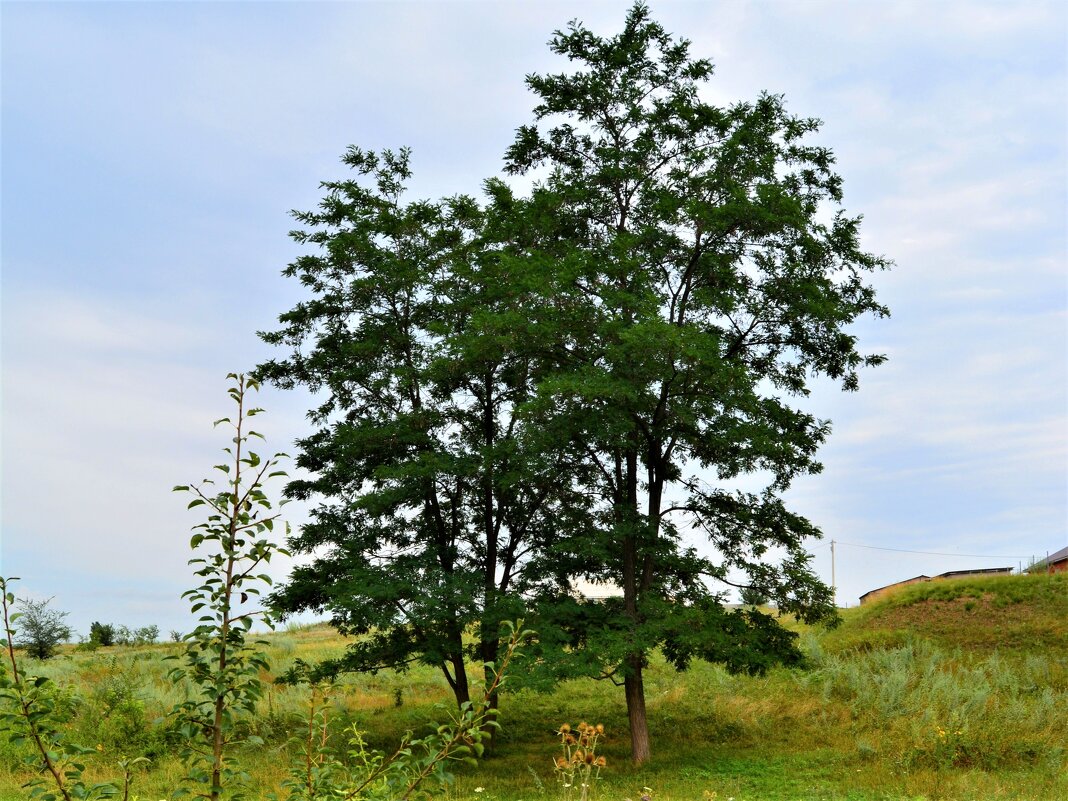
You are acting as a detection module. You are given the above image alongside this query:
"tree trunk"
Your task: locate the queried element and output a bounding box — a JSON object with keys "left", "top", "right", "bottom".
{"left": 449, "top": 654, "right": 471, "bottom": 706}
{"left": 439, "top": 621, "right": 472, "bottom": 707}
{"left": 620, "top": 441, "right": 653, "bottom": 763}
{"left": 480, "top": 372, "right": 501, "bottom": 750}
{"left": 479, "top": 636, "right": 502, "bottom": 750}
{"left": 624, "top": 653, "right": 651, "bottom": 764}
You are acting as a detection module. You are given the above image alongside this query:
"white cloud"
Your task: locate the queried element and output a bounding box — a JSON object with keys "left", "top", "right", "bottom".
{"left": 1, "top": 288, "right": 313, "bottom": 632}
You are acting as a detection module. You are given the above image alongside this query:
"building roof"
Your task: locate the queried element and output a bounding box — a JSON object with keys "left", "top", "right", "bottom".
{"left": 1048, "top": 546, "right": 1068, "bottom": 564}
{"left": 859, "top": 575, "right": 929, "bottom": 601}
{"left": 1033, "top": 546, "right": 1068, "bottom": 568}
{"left": 934, "top": 567, "right": 1013, "bottom": 578}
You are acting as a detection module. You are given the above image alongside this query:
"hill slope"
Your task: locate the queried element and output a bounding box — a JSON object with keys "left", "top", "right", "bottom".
{"left": 826, "top": 572, "right": 1068, "bottom": 653}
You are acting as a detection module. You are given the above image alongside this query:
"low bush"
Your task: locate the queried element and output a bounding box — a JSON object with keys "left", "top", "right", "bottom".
{"left": 89, "top": 621, "right": 116, "bottom": 647}
{"left": 15, "top": 597, "right": 72, "bottom": 660}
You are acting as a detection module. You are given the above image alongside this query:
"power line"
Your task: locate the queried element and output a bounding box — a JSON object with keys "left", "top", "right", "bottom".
{"left": 834, "top": 540, "right": 1029, "bottom": 560}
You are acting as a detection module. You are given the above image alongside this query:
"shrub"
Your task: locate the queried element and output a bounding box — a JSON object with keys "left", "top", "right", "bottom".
{"left": 87, "top": 657, "right": 150, "bottom": 751}
{"left": 89, "top": 621, "right": 116, "bottom": 647}
{"left": 739, "top": 586, "right": 769, "bottom": 608}
{"left": 133, "top": 625, "right": 159, "bottom": 645}
{"left": 89, "top": 622, "right": 158, "bottom": 648}
{"left": 15, "top": 597, "right": 72, "bottom": 660}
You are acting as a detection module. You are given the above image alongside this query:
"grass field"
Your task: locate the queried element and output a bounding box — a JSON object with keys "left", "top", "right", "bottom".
{"left": 1, "top": 573, "right": 1065, "bottom": 800}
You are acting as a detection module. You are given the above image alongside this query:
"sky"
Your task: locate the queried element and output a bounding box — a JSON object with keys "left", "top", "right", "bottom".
{"left": 1, "top": 0, "right": 1065, "bottom": 638}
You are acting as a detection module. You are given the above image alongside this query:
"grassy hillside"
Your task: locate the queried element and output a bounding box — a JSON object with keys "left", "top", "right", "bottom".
{"left": 824, "top": 572, "right": 1068, "bottom": 654}
{"left": 0, "top": 574, "right": 1065, "bottom": 800}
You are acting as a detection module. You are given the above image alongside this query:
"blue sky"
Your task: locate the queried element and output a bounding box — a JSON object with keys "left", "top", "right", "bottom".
{"left": 2, "top": 0, "right": 1065, "bottom": 636}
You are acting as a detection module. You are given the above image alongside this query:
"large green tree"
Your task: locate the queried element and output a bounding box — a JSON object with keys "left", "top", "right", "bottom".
{"left": 257, "top": 148, "right": 590, "bottom": 713}
{"left": 259, "top": 2, "right": 887, "bottom": 765}
{"left": 498, "top": 4, "right": 889, "bottom": 762}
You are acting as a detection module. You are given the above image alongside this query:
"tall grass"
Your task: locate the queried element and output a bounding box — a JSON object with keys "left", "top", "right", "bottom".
{"left": 804, "top": 637, "right": 1065, "bottom": 770}
{"left": 1, "top": 582, "right": 1066, "bottom": 801}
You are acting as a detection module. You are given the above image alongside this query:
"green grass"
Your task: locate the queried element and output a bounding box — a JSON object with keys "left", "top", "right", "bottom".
{"left": 823, "top": 572, "right": 1068, "bottom": 655}
{"left": 1, "top": 574, "right": 1065, "bottom": 800}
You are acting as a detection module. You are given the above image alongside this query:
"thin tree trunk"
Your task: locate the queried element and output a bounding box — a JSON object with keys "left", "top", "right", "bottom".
{"left": 438, "top": 623, "right": 471, "bottom": 707}
{"left": 479, "top": 638, "right": 501, "bottom": 751}
{"left": 479, "top": 372, "right": 502, "bottom": 749}
{"left": 426, "top": 478, "right": 470, "bottom": 709}
{"left": 620, "top": 439, "right": 652, "bottom": 763}
{"left": 621, "top": 539, "right": 651, "bottom": 764}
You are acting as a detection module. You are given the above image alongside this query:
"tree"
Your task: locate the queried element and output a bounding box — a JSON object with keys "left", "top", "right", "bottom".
{"left": 14, "top": 597, "right": 72, "bottom": 660}
{"left": 499, "top": 3, "right": 889, "bottom": 762}
{"left": 739, "top": 586, "right": 769, "bottom": 608}
{"left": 257, "top": 149, "right": 591, "bottom": 715}
{"left": 89, "top": 621, "right": 115, "bottom": 647}
{"left": 258, "top": 2, "right": 886, "bottom": 763}
{"left": 170, "top": 373, "right": 289, "bottom": 799}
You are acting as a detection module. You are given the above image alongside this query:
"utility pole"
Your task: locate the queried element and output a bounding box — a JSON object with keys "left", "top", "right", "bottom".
{"left": 830, "top": 539, "right": 836, "bottom": 607}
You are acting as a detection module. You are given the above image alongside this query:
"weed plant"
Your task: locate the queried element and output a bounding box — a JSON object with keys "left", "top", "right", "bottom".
{"left": 805, "top": 636, "right": 1065, "bottom": 771}
{"left": 552, "top": 722, "right": 607, "bottom": 801}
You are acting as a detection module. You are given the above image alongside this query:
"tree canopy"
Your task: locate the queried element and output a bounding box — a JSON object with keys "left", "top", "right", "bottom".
{"left": 260, "top": 2, "right": 888, "bottom": 763}
{"left": 258, "top": 148, "right": 593, "bottom": 711}
{"left": 494, "top": 2, "right": 889, "bottom": 761}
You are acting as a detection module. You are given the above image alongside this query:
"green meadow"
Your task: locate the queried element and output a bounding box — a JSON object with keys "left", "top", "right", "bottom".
{"left": 2, "top": 573, "right": 1065, "bottom": 801}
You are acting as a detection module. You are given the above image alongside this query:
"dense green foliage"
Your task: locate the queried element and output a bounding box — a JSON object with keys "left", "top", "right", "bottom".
{"left": 88, "top": 623, "right": 115, "bottom": 649}
{"left": 258, "top": 149, "right": 590, "bottom": 713}
{"left": 259, "top": 2, "right": 888, "bottom": 762}
{"left": 497, "top": 2, "right": 888, "bottom": 760}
